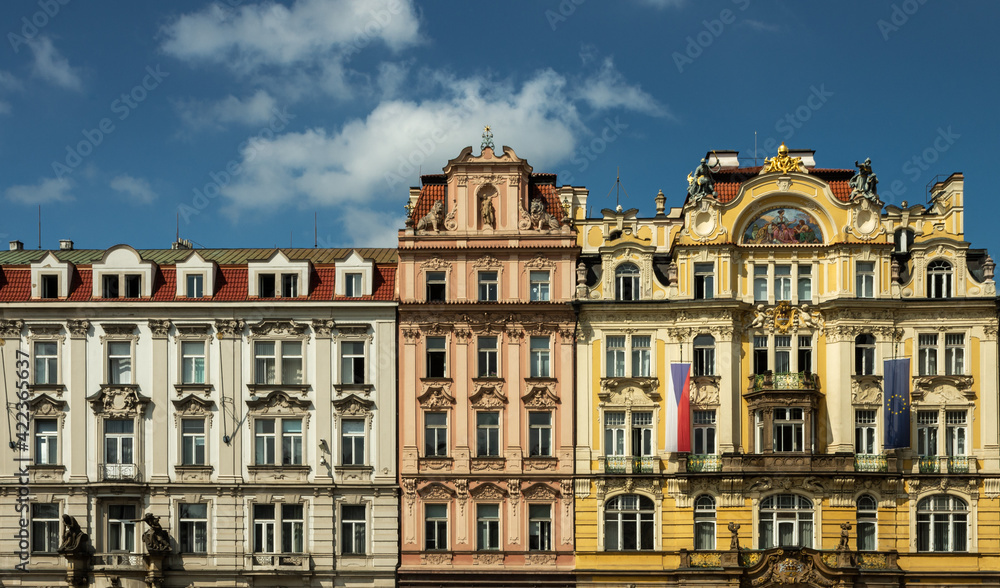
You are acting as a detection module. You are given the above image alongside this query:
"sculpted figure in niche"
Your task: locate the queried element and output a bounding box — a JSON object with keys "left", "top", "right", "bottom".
{"left": 481, "top": 193, "right": 496, "bottom": 229}
{"left": 529, "top": 198, "right": 559, "bottom": 231}
{"left": 416, "top": 201, "right": 444, "bottom": 232}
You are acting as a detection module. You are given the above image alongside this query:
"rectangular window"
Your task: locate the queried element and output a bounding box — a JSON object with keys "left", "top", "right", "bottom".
{"left": 631, "top": 412, "right": 654, "bottom": 457}
{"left": 186, "top": 274, "right": 204, "bottom": 298}
{"left": 919, "top": 334, "right": 938, "bottom": 376}
{"left": 476, "top": 411, "right": 500, "bottom": 457}
{"left": 281, "top": 504, "right": 304, "bottom": 553}
{"left": 426, "top": 271, "right": 446, "bottom": 302}
{"left": 341, "top": 419, "right": 365, "bottom": 465}
{"left": 477, "top": 336, "right": 498, "bottom": 378}
{"left": 528, "top": 504, "right": 552, "bottom": 551}
{"left": 34, "top": 341, "right": 58, "bottom": 384}
{"left": 31, "top": 503, "right": 60, "bottom": 553}
{"left": 528, "top": 412, "right": 552, "bottom": 457}
{"left": 775, "top": 336, "right": 791, "bottom": 373}
{"left": 259, "top": 274, "right": 276, "bottom": 298}
{"left": 530, "top": 271, "right": 550, "bottom": 302}
{"left": 856, "top": 262, "right": 874, "bottom": 298}
{"left": 773, "top": 408, "right": 804, "bottom": 452}
{"left": 753, "top": 265, "right": 768, "bottom": 302}
{"left": 855, "top": 410, "right": 877, "bottom": 455}
{"left": 102, "top": 274, "right": 120, "bottom": 298}
{"left": 798, "top": 335, "right": 812, "bottom": 374}
{"left": 40, "top": 274, "right": 58, "bottom": 299}
{"left": 798, "top": 264, "right": 812, "bottom": 302}
{"left": 281, "top": 273, "right": 298, "bottom": 297}
{"left": 179, "top": 503, "right": 208, "bottom": 553}
{"left": 425, "top": 504, "right": 448, "bottom": 551}
{"left": 254, "top": 342, "right": 276, "bottom": 384}
{"left": 281, "top": 341, "right": 303, "bottom": 384}
{"left": 253, "top": 504, "right": 275, "bottom": 553}
{"left": 694, "top": 263, "right": 714, "bottom": 299}
{"left": 775, "top": 265, "right": 792, "bottom": 301}
{"left": 917, "top": 411, "right": 938, "bottom": 456}
{"left": 426, "top": 337, "right": 446, "bottom": 378}
{"left": 604, "top": 412, "right": 626, "bottom": 456}
{"left": 282, "top": 419, "right": 303, "bottom": 465}
{"left": 107, "top": 505, "right": 136, "bottom": 552}
{"left": 340, "top": 504, "right": 367, "bottom": 555}
{"left": 254, "top": 418, "right": 303, "bottom": 466}
{"left": 606, "top": 336, "right": 626, "bottom": 377}
{"left": 530, "top": 336, "right": 550, "bottom": 378}
{"left": 753, "top": 336, "right": 769, "bottom": 374}
{"left": 631, "top": 335, "right": 651, "bottom": 377}
{"left": 476, "top": 504, "right": 500, "bottom": 550}
{"left": 424, "top": 412, "right": 448, "bottom": 457}
{"left": 755, "top": 410, "right": 764, "bottom": 453}
{"left": 340, "top": 341, "right": 365, "bottom": 384}
{"left": 693, "top": 410, "right": 716, "bottom": 455}
{"left": 181, "top": 340, "right": 206, "bottom": 384}
{"left": 255, "top": 419, "right": 276, "bottom": 465}
{"left": 124, "top": 275, "right": 141, "bottom": 298}
{"left": 856, "top": 335, "right": 876, "bottom": 376}
{"left": 478, "top": 271, "right": 498, "bottom": 302}
{"left": 344, "top": 272, "right": 363, "bottom": 297}
{"left": 181, "top": 418, "right": 206, "bottom": 465}
{"left": 946, "top": 411, "right": 967, "bottom": 457}
{"left": 107, "top": 341, "right": 132, "bottom": 385}
{"left": 693, "top": 336, "right": 715, "bottom": 377}
{"left": 945, "top": 334, "right": 965, "bottom": 375}
{"left": 34, "top": 419, "right": 58, "bottom": 465}
{"left": 104, "top": 419, "right": 134, "bottom": 466}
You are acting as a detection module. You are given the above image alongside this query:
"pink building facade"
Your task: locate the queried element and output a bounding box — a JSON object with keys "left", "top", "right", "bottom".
{"left": 396, "top": 144, "right": 587, "bottom": 587}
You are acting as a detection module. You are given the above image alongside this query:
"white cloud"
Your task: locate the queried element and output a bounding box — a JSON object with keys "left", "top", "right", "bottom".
{"left": 160, "top": 0, "right": 421, "bottom": 74}
{"left": 6, "top": 177, "right": 73, "bottom": 204}
{"left": 321, "top": 207, "right": 406, "bottom": 248}
{"left": 176, "top": 89, "right": 279, "bottom": 132}
{"left": 27, "top": 37, "right": 82, "bottom": 91}
{"left": 578, "top": 57, "right": 670, "bottom": 118}
{"left": 110, "top": 174, "right": 157, "bottom": 204}
{"left": 635, "top": 0, "right": 686, "bottom": 8}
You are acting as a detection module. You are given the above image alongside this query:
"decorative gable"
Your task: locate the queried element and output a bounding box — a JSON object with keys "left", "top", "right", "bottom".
{"left": 334, "top": 250, "right": 374, "bottom": 297}
{"left": 247, "top": 250, "right": 311, "bottom": 298}
{"left": 174, "top": 251, "right": 218, "bottom": 297}
{"left": 30, "top": 252, "right": 73, "bottom": 299}
{"left": 90, "top": 245, "right": 157, "bottom": 298}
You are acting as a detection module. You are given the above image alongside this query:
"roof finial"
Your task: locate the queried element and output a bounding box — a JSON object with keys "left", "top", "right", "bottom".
{"left": 481, "top": 125, "right": 494, "bottom": 151}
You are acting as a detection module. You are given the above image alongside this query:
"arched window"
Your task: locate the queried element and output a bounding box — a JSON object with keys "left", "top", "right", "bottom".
{"left": 856, "top": 495, "right": 878, "bottom": 551}
{"left": 759, "top": 494, "right": 813, "bottom": 549}
{"left": 855, "top": 334, "right": 876, "bottom": 376}
{"left": 917, "top": 495, "right": 968, "bottom": 552}
{"left": 694, "top": 495, "right": 716, "bottom": 550}
{"left": 693, "top": 335, "right": 715, "bottom": 376}
{"left": 927, "top": 260, "right": 952, "bottom": 298}
{"left": 616, "top": 264, "right": 640, "bottom": 301}
{"left": 604, "top": 495, "right": 654, "bottom": 551}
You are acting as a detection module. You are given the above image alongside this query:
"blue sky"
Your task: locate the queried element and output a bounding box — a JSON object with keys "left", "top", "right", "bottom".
{"left": 0, "top": 0, "right": 997, "bottom": 256}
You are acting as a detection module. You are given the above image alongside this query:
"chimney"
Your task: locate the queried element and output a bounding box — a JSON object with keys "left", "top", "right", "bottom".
{"left": 59, "top": 239, "right": 74, "bottom": 250}
{"left": 9, "top": 240, "right": 23, "bottom": 251}
{"left": 172, "top": 238, "right": 193, "bottom": 250}
{"left": 705, "top": 150, "right": 740, "bottom": 170}
{"left": 787, "top": 149, "right": 817, "bottom": 169}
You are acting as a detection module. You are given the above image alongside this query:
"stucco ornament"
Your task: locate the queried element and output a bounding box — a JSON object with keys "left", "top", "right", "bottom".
{"left": 759, "top": 142, "right": 807, "bottom": 174}
{"left": 529, "top": 198, "right": 559, "bottom": 231}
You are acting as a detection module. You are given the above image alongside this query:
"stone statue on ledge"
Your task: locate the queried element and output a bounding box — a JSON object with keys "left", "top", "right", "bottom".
{"left": 850, "top": 158, "right": 879, "bottom": 202}
{"left": 686, "top": 158, "right": 717, "bottom": 203}
{"left": 140, "top": 513, "right": 172, "bottom": 553}
{"left": 58, "top": 515, "right": 89, "bottom": 555}
{"left": 729, "top": 521, "right": 741, "bottom": 550}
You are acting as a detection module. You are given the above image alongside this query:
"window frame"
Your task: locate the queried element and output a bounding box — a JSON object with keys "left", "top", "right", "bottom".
{"left": 253, "top": 502, "right": 307, "bottom": 554}
{"left": 615, "top": 263, "right": 640, "bottom": 301}
{"left": 855, "top": 334, "right": 876, "bottom": 376}
{"left": 253, "top": 339, "right": 305, "bottom": 386}
{"left": 185, "top": 273, "right": 205, "bottom": 298}
{"left": 178, "top": 502, "right": 209, "bottom": 554}
{"left": 253, "top": 417, "right": 304, "bottom": 466}
{"left": 529, "top": 270, "right": 551, "bottom": 302}
{"left": 916, "top": 495, "right": 968, "bottom": 552}
{"left": 529, "top": 336, "right": 551, "bottom": 378}
{"left": 772, "top": 407, "right": 805, "bottom": 452}
{"left": 105, "top": 338, "right": 134, "bottom": 385}
{"left": 856, "top": 261, "right": 875, "bottom": 298}
{"left": 340, "top": 503, "right": 367, "bottom": 556}
{"left": 693, "top": 410, "right": 717, "bottom": 455}
{"left": 424, "top": 411, "right": 449, "bottom": 457}
{"left": 344, "top": 272, "right": 364, "bottom": 298}
{"left": 605, "top": 333, "right": 654, "bottom": 378}
{"left": 758, "top": 494, "right": 814, "bottom": 549}
{"left": 603, "top": 494, "right": 656, "bottom": 551}
{"left": 340, "top": 418, "right": 367, "bottom": 466}
{"left": 856, "top": 495, "right": 878, "bottom": 552}
{"left": 693, "top": 334, "right": 715, "bottom": 377}
{"left": 32, "top": 339, "right": 60, "bottom": 385}
{"left": 179, "top": 338, "right": 208, "bottom": 385}
{"left": 477, "top": 336, "right": 499, "bottom": 378}
{"left": 694, "top": 495, "right": 717, "bottom": 550}
{"left": 180, "top": 417, "right": 207, "bottom": 466}
{"left": 694, "top": 262, "right": 714, "bottom": 300}
{"left": 528, "top": 503, "right": 553, "bottom": 551}
{"left": 339, "top": 339, "right": 367, "bottom": 385}
{"left": 478, "top": 270, "right": 499, "bottom": 302}
{"left": 855, "top": 409, "right": 877, "bottom": 456}
{"left": 476, "top": 503, "right": 501, "bottom": 551}
{"left": 106, "top": 503, "right": 138, "bottom": 553}
{"left": 528, "top": 411, "right": 553, "bottom": 457}
{"left": 425, "top": 336, "right": 447, "bottom": 378}
{"left": 426, "top": 271, "right": 447, "bottom": 302}
{"left": 31, "top": 502, "right": 61, "bottom": 553}
{"left": 476, "top": 410, "right": 501, "bottom": 458}
{"left": 424, "top": 503, "right": 449, "bottom": 551}
{"left": 927, "top": 259, "right": 953, "bottom": 299}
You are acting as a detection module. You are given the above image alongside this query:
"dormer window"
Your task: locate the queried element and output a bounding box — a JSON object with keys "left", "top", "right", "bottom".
{"left": 186, "top": 274, "right": 204, "bottom": 298}
{"left": 41, "top": 275, "right": 58, "bottom": 299}
{"left": 616, "top": 264, "right": 640, "bottom": 301}
{"left": 102, "top": 274, "right": 141, "bottom": 298}
{"left": 345, "top": 273, "right": 363, "bottom": 297}
{"left": 259, "top": 274, "right": 276, "bottom": 298}
{"left": 282, "top": 273, "right": 298, "bottom": 297}
{"left": 103, "top": 275, "right": 119, "bottom": 298}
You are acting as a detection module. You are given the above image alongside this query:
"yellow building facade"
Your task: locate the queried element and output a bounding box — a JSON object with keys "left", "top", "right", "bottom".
{"left": 572, "top": 146, "right": 999, "bottom": 587}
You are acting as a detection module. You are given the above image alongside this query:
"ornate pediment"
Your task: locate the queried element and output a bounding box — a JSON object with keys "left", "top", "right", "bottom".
{"left": 417, "top": 382, "right": 456, "bottom": 409}
{"left": 851, "top": 375, "right": 883, "bottom": 406}
{"left": 28, "top": 393, "right": 66, "bottom": 416}
{"left": 599, "top": 377, "right": 660, "bottom": 406}
{"left": 470, "top": 382, "right": 507, "bottom": 408}
{"left": 28, "top": 323, "right": 63, "bottom": 337}
{"left": 521, "top": 383, "right": 560, "bottom": 408}
{"left": 522, "top": 483, "right": 559, "bottom": 501}
{"left": 332, "top": 394, "right": 373, "bottom": 416}
{"left": 173, "top": 394, "right": 215, "bottom": 415}
{"left": 335, "top": 324, "right": 372, "bottom": 341}
{"left": 911, "top": 374, "right": 975, "bottom": 404}
{"left": 246, "top": 390, "right": 311, "bottom": 414}
{"left": 420, "top": 256, "right": 451, "bottom": 270}
{"left": 418, "top": 482, "right": 456, "bottom": 501}
{"left": 524, "top": 253, "right": 556, "bottom": 269}
{"left": 249, "top": 319, "right": 307, "bottom": 337}
{"left": 470, "top": 482, "right": 507, "bottom": 501}
{"left": 88, "top": 386, "right": 149, "bottom": 416}
{"left": 101, "top": 323, "right": 137, "bottom": 338}
{"left": 175, "top": 323, "right": 212, "bottom": 336}
{"left": 473, "top": 254, "right": 503, "bottom": 269}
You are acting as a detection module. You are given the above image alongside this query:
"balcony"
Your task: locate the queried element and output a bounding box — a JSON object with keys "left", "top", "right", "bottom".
{"left": 93, "top": 553, "right": 144, "bottom": 570}
{"left": 632, "top": 456, "right": 657, "bottom": 473}
{"left": 687, "top": 454, "right": 722, "bottom": 473}
{"left": 604, "top": 455, "right": 657, "bottom": 474}
{"left": 749, "top": 371, "right": 819, "bottom": 392}
{"left": 948, "top": 456, "right": 971, "bottom": 473}
{"left": 854, "top": 454, "right": 887, "bottom": 472}
{"left": 918, "top": 456, "right": 940, "bottom": 473}
{"left": 249, "top": 553, "right": 310, "bottom": 571}
{"left": 605, "top": 456, "right": 628, "bottom": 474}
{"left": 99, "top": 463, "right": 142, "bottom": 482}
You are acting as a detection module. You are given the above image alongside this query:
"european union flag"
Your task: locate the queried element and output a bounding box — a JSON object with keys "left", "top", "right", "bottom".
{"left": 884, "top": 358, "right": 911, "bottom": 449}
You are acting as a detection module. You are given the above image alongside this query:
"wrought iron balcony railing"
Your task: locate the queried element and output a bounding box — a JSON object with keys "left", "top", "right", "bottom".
{"left": 750, "top": 371, "right": 819, "bottom": 392}
{"left": 854, "top": 454, "right": 887, "bottom": 472}
{"left": 605, "top": 456, "right": 628, "bottom": 474}
{"left": 632, "top": 456, "right": 657, "bottom": 473}
{"left": 93, "top": 554, "right": 144, "bottom": 569}
{"left": 947, "top": 456, "right": 970, "bottom": 473}
{"left": 99, "top": 463, "right": 142, "bottom": 482}
{"left": 687, "top": 454, "right": 722, "bottom": 472}
{"left": 917, "top": 456, "right": 940, "bottom": 473}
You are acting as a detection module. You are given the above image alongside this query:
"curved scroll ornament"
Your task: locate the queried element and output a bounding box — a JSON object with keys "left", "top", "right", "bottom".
{"left": 443, "top": 201, "right": 458, "bottom": 231}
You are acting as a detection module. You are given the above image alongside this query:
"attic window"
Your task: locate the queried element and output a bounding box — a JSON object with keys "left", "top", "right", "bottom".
{"left": 41, "top": 275, "right": 58, "bottom": 299}
{"left": 103, "top": 275, "right": 119, "bottom": 298}
{"left": 259, "top": 274, "right": 276, "bottom": 298}
{"left": 124, "top": 275, "right": 141, "bottom": 298}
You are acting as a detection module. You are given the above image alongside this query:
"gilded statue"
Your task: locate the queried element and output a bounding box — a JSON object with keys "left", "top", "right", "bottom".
{"left": 759, "top": 143, "right": 807, "bottom": 175}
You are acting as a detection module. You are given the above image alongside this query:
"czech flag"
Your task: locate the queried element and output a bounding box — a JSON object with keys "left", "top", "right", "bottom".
{"left": 666, "top": 363, "right": 692, "bottom": 452}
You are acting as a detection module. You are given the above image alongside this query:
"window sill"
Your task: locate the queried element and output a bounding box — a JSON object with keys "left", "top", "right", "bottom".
{"left": 334, "top": 465, "right": 373, "bottom": 483}
{"left": 27, "top": 464, "right": 65, "bottom": 483}
{"left": 334, "top": 383, "right": 374, "bottom": 396}
{"left": 173, "top": 383, "right": 213, "bottom": 397}
{"left": 247, "top": 465, "right": 310, "bottom": 482}
{"left": 471, "top": 457, "right": 506, "bottom": 472}
{"left": 174, "top": 464, "right": 214, "bottom": 482}
{"left": 28, "top": 384, "right": 66, "bottom": 397}
{"left": 419, "top": 457, "right": 453, "bottom": 473}
{"left": 472, "top": 377, "right": 505, "bottom": 383}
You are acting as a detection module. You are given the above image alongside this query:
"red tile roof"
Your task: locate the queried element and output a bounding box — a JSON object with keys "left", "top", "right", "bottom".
{"left": 0, "top": 268, "right": 29, "bottom": 302}
{"left": 708, "top": 167, "right": 854, "bottom": 204}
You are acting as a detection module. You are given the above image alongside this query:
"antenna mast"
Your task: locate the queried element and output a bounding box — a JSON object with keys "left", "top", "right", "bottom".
{"left": 606, "top": 167, "right": 631, "bottom": 209}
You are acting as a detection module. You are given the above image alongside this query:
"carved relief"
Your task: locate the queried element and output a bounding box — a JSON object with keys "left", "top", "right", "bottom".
{"left": 332, "top": 394, "right": 373, "bottom": 416}
{"left": 599, "top": 377, "right": 661, "bottom": 406}
{"left": 250, "top": 319, "right": 308, "bottom": 337}
{"left": 214, "top": 319, "right": 246, "bottom": 339}
{"left": 473, "top": 255, "right": 503, "bottom": 269}
{"left": 521, "top": 384, "right": 560, "bottom": 408}
{"left": 89, "top": 386, "right": 148, "bottom": 417}
{"left": 522, "top": 483, "right": 559, "bottom": 501}
{"left": 311, "top": 319, "right": 336, "bottom": 337}
{"left": 417, "top": 483, "right": 455, "bottom": 501}
{"left": 67, "top": 319, "right": 90, "bottom": 338}
{"left": 911, "top": 375, "right": 975, "bottom": 404}
{"left": 524, "top": 253, "right": 556, "bottom": 269}
{"left": 148, "top": 319, "right": 171, "bottom": 338}
{"left": 417, "top": 383, "right": 456, "bottom": 409}
{"left": 246, "top": 390, "right": 311, "bottom": 415}
{"left": 852, "top": 376, "right": 883, "bottom": 406}
{"left": 0, "top": 319, "right": 24, "bottom": 338}
{"left": 691, "top": 376, "right": 721, "bottom": 406}
{"left": 421, "top": 256, "right": 451, "bottom": 270}
{"left": 470, "top": 482, "right": 507, "bottom": 501}
{"left": 470, "top": 382, "right": 507, "bottom": 408}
